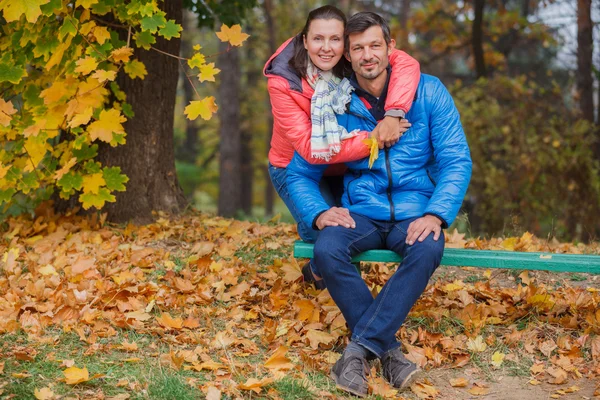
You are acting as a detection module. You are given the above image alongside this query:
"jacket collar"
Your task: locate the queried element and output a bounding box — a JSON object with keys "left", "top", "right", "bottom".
{"left": 263, "top": 37, "right": 304, "bottom": 93}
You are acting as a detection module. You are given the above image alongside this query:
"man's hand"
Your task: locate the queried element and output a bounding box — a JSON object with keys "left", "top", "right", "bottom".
{"left": 316, "top": 207, "right": 356, "bottom": 230}
{"left": 370, "top": 116, "right": 412, "bottom": 149}
{"left": 406, "top": 215, "right": 443, "bottom": 245}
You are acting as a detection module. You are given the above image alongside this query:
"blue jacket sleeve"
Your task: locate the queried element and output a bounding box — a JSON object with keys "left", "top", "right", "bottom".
{"left": 423, "top": 79, "right": 472, "bottom": 227}
{"left": 286, "top": 152, "right": 330, "bottom": 229}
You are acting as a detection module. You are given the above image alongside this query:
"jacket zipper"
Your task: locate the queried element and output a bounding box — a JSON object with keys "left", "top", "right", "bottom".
{"left": 385, "top": 148, "right": 395, "bottom": 222}
{"left": 346, "top": 172, "right": 362, "bottom": 205}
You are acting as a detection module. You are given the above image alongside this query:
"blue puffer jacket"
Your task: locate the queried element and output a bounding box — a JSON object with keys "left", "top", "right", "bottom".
{"left": 286, "top": 74, "right": 472, "bottom": 229}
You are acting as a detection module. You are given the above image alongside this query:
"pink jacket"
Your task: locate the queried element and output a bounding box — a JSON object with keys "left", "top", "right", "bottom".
{"left": 264, "top": 37, "right": 421, "bottom": 168}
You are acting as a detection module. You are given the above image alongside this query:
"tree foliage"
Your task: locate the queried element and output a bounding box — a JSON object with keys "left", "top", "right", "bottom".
{"left": 0, "top": 0, "right": 247, "bottom": 217}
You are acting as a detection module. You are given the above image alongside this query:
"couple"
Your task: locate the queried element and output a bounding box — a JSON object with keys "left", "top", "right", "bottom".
{"left": 264, "top": 6, "right": 472, "bottom": 398}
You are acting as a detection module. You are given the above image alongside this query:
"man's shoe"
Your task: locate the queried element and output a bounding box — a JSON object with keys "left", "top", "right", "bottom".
{"left": 301, "top": 262, "right": 326, "bottom": 290}
{"left": 381, "top": 347, "right": 421, "bottom": 390}
{"left": 330, "top": 351, "right": 370, "bottom": 398}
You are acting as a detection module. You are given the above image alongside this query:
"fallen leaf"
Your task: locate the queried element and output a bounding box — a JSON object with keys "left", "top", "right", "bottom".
{"left": 264, "top": 346, "right": 294, "bottom": 371}
{"left": 449, "top": 377, "right": 469, "bottom": 387}
{"left": 63, "top": 366, "right": 89, "bottom": 385}
{"left": 467, "top": 336, "right": 487, "bottom": 352}
{"left": 156, "top": 313, "right": 183, "bottom": 330}
{"left": 491, "top": 351, "right": 505, "bottom": 368}
{"left": 468, "top": 386, "right": 490, "bottom": 396}
{"left": 205, "top": 386, "right": 221, "bottom": 400}
{"left": 547, "top": 367, "right": 568, "bottom": 385}
{"left": 411, "top": 381, "right": 439, "bottom": 399}
{"left": 306, "top": 329, "right": 335, "bottom": 349}
{"left": 34, "top": 387, "right": 55, "bottom": 400}
{"left": 237, "top": 377, "right": 273, "bottom": 393}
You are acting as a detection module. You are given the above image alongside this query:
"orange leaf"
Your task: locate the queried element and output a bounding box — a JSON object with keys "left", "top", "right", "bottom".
{"left": 411, "top": 381, "right": 439, "bottom": 398}
{"left": 0, "top": 98, "right": 17, "bottom": 127}
{"left": 237, "top": 377, "right": 273, "bottom": 393}
{"left": 306, "top": 329, "right": 335, "bottom": 349}
{"left": 63, "top": 366, "right": 89, "bottom": 385}
{"left": 264, "top": 346, "right": 294, "bottom": 371}
{"left": 449, "top": 377, "right": 469, "bottom": 387}
{"left": 156, "top": 313, "right": 183, "bottom": 330}
{"left": 34, "top": 387, "right": 55, "bottom": 400}
{"left": 468, "top": 386, "right": 490, "bottom": 396}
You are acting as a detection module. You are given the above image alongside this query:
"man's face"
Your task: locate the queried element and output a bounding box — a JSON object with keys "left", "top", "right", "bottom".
{"left": 346, "top": 25, "right": 396, "bottom": 80}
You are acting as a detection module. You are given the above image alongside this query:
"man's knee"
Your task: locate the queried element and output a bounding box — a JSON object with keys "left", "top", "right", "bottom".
{"left": 409, "top": 233, "right": 444, "bottom": 265}
{"left": 313, "top": 226, "right": 348, "bottom": 263}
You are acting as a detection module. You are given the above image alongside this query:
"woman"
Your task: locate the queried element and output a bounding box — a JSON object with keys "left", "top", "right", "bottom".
{"left": 263, "top": 5, "right": 420, "bottom": 241}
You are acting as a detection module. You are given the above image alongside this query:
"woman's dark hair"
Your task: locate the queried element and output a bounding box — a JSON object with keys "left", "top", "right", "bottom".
{"left": 289, "top": 5, "right": 351, "bottom": 79}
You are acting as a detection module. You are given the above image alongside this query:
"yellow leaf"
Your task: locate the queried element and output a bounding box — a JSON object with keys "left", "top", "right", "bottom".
{"left": 91, "top": 69, "right": 117, "bottom": 83}
{"left": 34, "top": 387, "right": 55, "bottom": 400}
{"left": 38, "top": 265, "right": 58, "bottom": 276}
{"left": 215, "top": 24, "right": 250, "bottom": 47}
{"left": 466, "top": 336, "right": 487, "bottom": 352}
{"left": 68, "top": 107, "right": 94, "bottom": 128}
{"left": 501, "top": 237, "right": 517, "bottom": 251}
{"left": 111, "top": 47, "right": 134, "bottom": 63}
{"left": 88, "top": 109, "right": 126, "bottom": 143}
{"left": 124, "top": 60, "right": 147, "bottom": 80}
{"left": 468, "top": 385, "right": 490, "bottom": 396}
{"left": 78, "top": 0, "right": 98, "bottom": 8}
{"left": 184, "top": 97, "right": 218, "bottom": 121}
{"left": 24, "top": 136, "right": 48, "bottom": 172}
{"left": 12, "top": 372, "right": 32, "bottom": 378}
{"left": 449, "top": 377, "right": 469, "bottom": 387}
{"left": 92, "top": 26, "right": 110, "bottom": 44}
{"left": 264, "top": 346, "right": 294, "bottom": 371}
{"left": 74, "top": 56, "right": 99, "bottom": 75}
{"left": 411, "top": 381, "right": 440, "bottom": 399}
{"left": 491, "top": 351, "right": 505, "bottom": 368}
{"left": 0, "top": 163, "right": 11, "bottom": 179}
{"left": 198, "top": 63, "right": 220, "bottom": 82}
{"left": 295, "top": 299, "right": 315, "bottom": 321}
{"left": 63, "top": 366, "right": 89, "bottom": 385}
{"left": 0, "top": 98, "right": 17, "bottom": 127}
{"left": 362, "top": 137, "right": 379, "bottom": 168}
{"left": 82, "top": 173, "right": 105, "bottom": 194}
{"left": 0, "top": 0, "right": 50, "bottom": 23}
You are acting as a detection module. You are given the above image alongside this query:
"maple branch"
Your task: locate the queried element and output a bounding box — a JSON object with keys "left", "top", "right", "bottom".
{"left": 127, "top": 26, "right": 132, "bottom": 49}
{"left": 91, "top": 16, "right": 129, "bottom": 30}
{"left": 178, "top": 59, "right": 202, "bottom": 100}
{"left": 150, "top": 46, "right": 189, "bottom": 61}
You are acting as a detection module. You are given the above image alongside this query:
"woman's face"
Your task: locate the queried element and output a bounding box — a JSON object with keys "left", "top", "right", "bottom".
{"left": 303, "top": 18, "right": 345, "bottom": 71}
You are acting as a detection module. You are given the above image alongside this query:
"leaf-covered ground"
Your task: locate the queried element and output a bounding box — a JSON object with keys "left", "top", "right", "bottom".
{"left": 0, "top": 209, "right": 599, "bottom": 399}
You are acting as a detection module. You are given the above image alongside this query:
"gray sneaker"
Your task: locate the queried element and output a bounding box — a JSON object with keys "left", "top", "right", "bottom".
{"left": 381, "top": 347, "right": 420, "bottom": 390}
{"left": 330, "top": 351, "right": 370, "bottom": 398}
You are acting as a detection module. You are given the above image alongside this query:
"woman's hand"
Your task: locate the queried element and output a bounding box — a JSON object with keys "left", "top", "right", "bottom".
{"left": 370, "top": 116, "right": 412, "bottom": 149}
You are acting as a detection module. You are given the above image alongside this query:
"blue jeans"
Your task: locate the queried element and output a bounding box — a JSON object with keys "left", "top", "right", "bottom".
{"left": 313, "top": 213, "right": 444, "bottom": 358}
{"left": 268, "top": 163, "right": 342, "bottom": 243}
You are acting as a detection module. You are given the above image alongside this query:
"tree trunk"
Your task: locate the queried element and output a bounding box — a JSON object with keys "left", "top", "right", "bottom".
{"left": 179, "top": 10, "right": 199, "bottom": 164}
{"left": 577, "top": 0, "right": 594, "bottom": 122}
{"left": 96, "top": 0, "right": 186, "bottom": 223}
{"left": 263, "top": 0, "right": 277, "bottom": 216}
{"left": 217, "top": 42, "right": 242, "bottom": 217}
{"left": 472, "top": 0, "right": 487, "bottom": 79}
{"left": 397, "top": 0, "right": 411, "bottom": 49}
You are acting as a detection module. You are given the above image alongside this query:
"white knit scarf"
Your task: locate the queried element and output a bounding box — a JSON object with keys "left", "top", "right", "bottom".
{"left": 306, "top": 58, "right": 359, "bottom": 161}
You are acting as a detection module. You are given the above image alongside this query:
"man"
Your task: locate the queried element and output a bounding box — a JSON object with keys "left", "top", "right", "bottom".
{"left": 286, "top": 12, "right": 472, "bottom": 398}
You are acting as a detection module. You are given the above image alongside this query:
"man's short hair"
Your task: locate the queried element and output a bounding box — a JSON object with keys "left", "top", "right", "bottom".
{"left": 345, "top": 12, "right": 392, "bottom": 50}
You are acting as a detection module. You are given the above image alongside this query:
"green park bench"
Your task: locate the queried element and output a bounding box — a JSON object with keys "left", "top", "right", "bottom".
{"left": 293, "top": 241, "right": 600, "bottom": 274}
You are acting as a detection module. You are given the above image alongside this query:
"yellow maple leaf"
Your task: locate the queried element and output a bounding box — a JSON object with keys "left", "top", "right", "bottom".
{"left": 68, "top": 107, "right": 93, "bottom": 128}
{"left": 92, "top": 26, "right": 110, "bottom": 44}
{"left": 215, "top": 24, "right": 250, "bottom": 47}
{"left": 91, "top": 69, "right": 116, "bottom": 83}
{"left": 54, "top": 157, "right": 78, "bottom": 180}
{"left": 184, "top": 97, "right": 217, "bottom": 121}
{"left": 237, "top": 377, "right": 274, "bottom": 394}
{"left": 63, "top": 366, "right": 89, "bottom": 385}
{"left": 38, "top": 265, "right": 58, "bottom": 276}
{"left": 0, "top": 0, "right": 50, "bottom": 23}
{"left": 467, "top": 336, "right": 487, "bottom": 352}
{"left": 110, "top": 47, "right": 134, "bottom": 63}
{"left": 78, "top": 0, "right": 98, "bottom": 8}
{"left": 74, "top": 56, "right": 99, "bottom": 76}
{"left": 0, "top": 98, "right": 17, "bottom": 127}
{"left": 491, "top": 351, "right": 505, "bottom": 368}
{"left": 124, "top": 60, "right": 147, "bottom": 79}
{"left": 362, "top": 136, "right": 379, "bottom": 168}
{"left": 156, "top": 313, "right": 183, "bottom": 330}
{"left": 40, "top": 80, "right": 71, "bottom": 105}
{"left": 34, "top": 386, "right": 55, "bottom": 400}
{"left": 82, "top": 173, "right": 105, "bottom": 194}
{"left": 264, "top": 346, "right": 294, "bottom": 371}
{"left": 198, "top": 63, "right": 220, "bottom": 83}
{"left": 87, "top": 109, "right": 126, "bottom": 143}
{"left": 0, "top": 163, "right": 11, "bottom": 180}
{"left": 24, "top": 136, "right": 48, "bottom": 172}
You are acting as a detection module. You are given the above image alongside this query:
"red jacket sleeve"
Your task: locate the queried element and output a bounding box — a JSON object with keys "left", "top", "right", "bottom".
{"left": 268, "top": 77, "right": 370, "bottom": 164}
{"left": 384, "top": 49, "right": 420, "bottom": 115}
